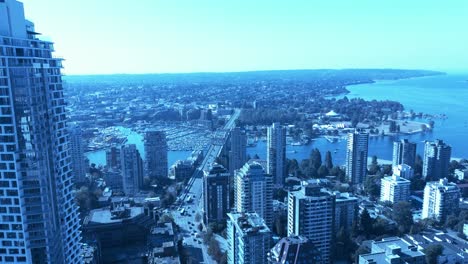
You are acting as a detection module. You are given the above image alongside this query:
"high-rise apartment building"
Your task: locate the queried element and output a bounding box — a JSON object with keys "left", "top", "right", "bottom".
{"left": 106, "top": 145, "right": 121, "bottom": 169}
{"left": 229, "top": 127, "right": 247, "bottom": 175}
{"left": 0, "top": 1, "right": 82, "bottom": 262}
{"left": 288, "top": 183, "right": 335, "bottom": 263}
{"left": 203, "top": 163, "right": 230, "bottom": 225}
{"left": 234, "top": 161, "right": 273, "bottom": 228}
{"left": 423, "top": 140, "right": 451, "bottom": 180}
{"left": 422, "top": 178, "right": 460, "bottom": 222}
{"left": 227, "top": 212, "right": 271, "bottom": 264}
{"left": 380, "top": 175, "right": 410, "bottom": 204}
{"left": 121, "top": 144, "right": 144, "bottom": 196}
{"left": 332, "top": 191, "right": 358, "bottom": 232}
{"left": 392, "top": 139, "right": 417, "bottom": 167}
{"left": 144, "top": 130, "right": 168, "bottom": 179}
{"left": 268, "top": 235, "right": 323, "bottom": 264}
{"left": 69, "top": 125, "right": 87, "bottom": 183}
{"left": 267, "top": 122, "right": 286, "bottom": 186}
{"left": 346, "top": 131, "right": 369, "bottom": 185}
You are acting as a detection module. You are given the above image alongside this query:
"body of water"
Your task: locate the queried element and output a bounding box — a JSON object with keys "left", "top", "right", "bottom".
{"left": 248, "top": 74, "right": 468, "bottom": 164}
{"left": 85, "top": 126, "right": 192, "bottom": 170}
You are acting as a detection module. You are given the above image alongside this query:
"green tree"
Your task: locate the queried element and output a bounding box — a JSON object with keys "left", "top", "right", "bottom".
{"left": 287, "top": 159, "right": 300, "bottom": 175}
{"left": 317, "top": 165, "right": 329, "bottom": 178}
{"left": 368, "top": 156, "right": 380, "bottom": 175}
{"left": 330, "top": 166, "right": 346, "bottom": 182}
{"left": 75, "top": 186, "right": 98, "bottom": 212}
{"left": 410, "top": 175, "right": 426, "bottom": 191}
{"left": 324, "top": 151, "right": 333, "bottom": 169}
{"left": 392, "top": 201, "right": 414, "bottom": 234}
{"left": 309, "top": 148, "right": 322, "bottom": 169}
{"left": 423, "top": 244, "right": 443, "bottom": 264}
{"left": 335, "top": 227, "right": 356, "bottom": 262}
{"left": 360, "top": 209, "right": 373, "bottom": 237}
{"left": 364, "top": 176, "right": 380, "bottom": 199}
{"left": 306, "top": 166, "right": 318, "bottom": 178}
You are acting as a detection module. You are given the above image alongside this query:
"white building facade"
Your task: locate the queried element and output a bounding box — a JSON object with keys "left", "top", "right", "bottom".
{"left": 346, "top": 131, "right": 369, "bottom": 185}
{"left": 422, "top": 178, "right": 460, "bottom": 222}
{"left": 380, "top": 175, "right": 410, "bottom": 204}
{"left": 234, "top": 162, "right": 273, "bottom": 228}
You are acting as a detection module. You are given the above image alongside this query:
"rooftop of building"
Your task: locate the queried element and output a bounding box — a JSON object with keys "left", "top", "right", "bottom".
{"left": 333, "top": 191, "right": 359, "bottom": 202}
{"left": 403, "top": 231, "right": 468, "bottom": 259}
{"left": 290, "top": 181, "right": 333, "bottom": 200}
{"left": 205, "top": 162, "right": 229, "bottom": 176}
{"left": 148, "top": 256, "right": 180, "bottom": 264}
{"left": 360, "top": 237, "right": 425, "bottom": 263}
{"left": 237, "top": 161, "right": 269, "bottom": 179}
{"left": 269, "top": 235, "right": 322, "bottom": 263}
{"left": 382, "top": 175, "right": 411, "bottom": 183}
{"left": 86, "top": 205, "right": 144, "bottom": 224}
{"left": 246, "top": 159, "right": 267, "bottom": 170}
{"left": 425, "top": 139, "right": 450, "bottom": 147}
{"left": 426, "top": 178, "right": 460, "bottom": 191}
{"left": 228, "top": 212, "right": 270, "bottom": 235}
{"left": 151, "top": 222, "right": 174, "bottom": 237}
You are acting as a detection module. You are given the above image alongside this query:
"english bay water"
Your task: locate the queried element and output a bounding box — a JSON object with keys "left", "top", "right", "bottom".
{"left": 87, "top": 74, "right": 468, "bottom": 168}
{"left": 248, "top": 74, "right": 468, "bottom": 164}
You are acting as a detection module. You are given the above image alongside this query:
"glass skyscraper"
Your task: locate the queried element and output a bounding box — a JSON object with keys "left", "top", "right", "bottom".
{"left": 0, "top": 1, "right": 82, "bottom": 262}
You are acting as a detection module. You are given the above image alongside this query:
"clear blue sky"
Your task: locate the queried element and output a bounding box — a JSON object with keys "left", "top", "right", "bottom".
{"left": 21, "top": 0, "right": 468, "bottom": 75}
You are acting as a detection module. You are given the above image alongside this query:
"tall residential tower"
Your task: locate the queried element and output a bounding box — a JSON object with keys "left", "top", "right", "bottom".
{"left": 346, "top": 131, "right": 369, "bottom": 185}
{"left": 69, "top": 125, "right": 87, "bottom": 183}
{"left": 0, "top": 1, "right": 82, "bottom": 262}
{"left": 288, "top": 182, "right": 335, "bottom": 263}
{"left": 203, "top": 163, "right": 230, "bottom": 225}
{"left": 423, "top": 140, "right": 451, "bottom": 180}
{"left": 144, "top": 130, "right": 168, "bottom": 179}
{"left": 228, "top": 127, "right": 247, "bottom": 175}
{"left": 234, "top": 161, "right": 273, "bottom": 228}
{"left": 121, "top": 144, "right": 144, "bottom": 196}
{"left": 392, "top": 139, "right": 417, "bottom": 167}
{"left": 422, "top": 178, "right": 460, "bottom": 222}
{"left": 267, "top": 122, "right": 286, "bottom": 186}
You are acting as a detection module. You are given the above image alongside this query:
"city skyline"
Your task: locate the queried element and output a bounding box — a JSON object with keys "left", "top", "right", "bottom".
{"left": 2, "top": 1, "right": 468, "bottom": 263}
{"left": 20, "top": 0, "right": 468, "bottom": 75}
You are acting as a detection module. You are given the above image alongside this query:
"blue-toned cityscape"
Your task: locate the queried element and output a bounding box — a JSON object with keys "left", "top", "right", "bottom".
{"left": 1, "top": 1, "right": 468, "bottom": 264}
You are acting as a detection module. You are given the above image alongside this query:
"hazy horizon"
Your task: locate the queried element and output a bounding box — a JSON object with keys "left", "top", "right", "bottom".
{"left": 61, "top": 68, "right": 453, "bottom": 77}
{"left": 21, "top": 0, "right": 468, "bottom": 75}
